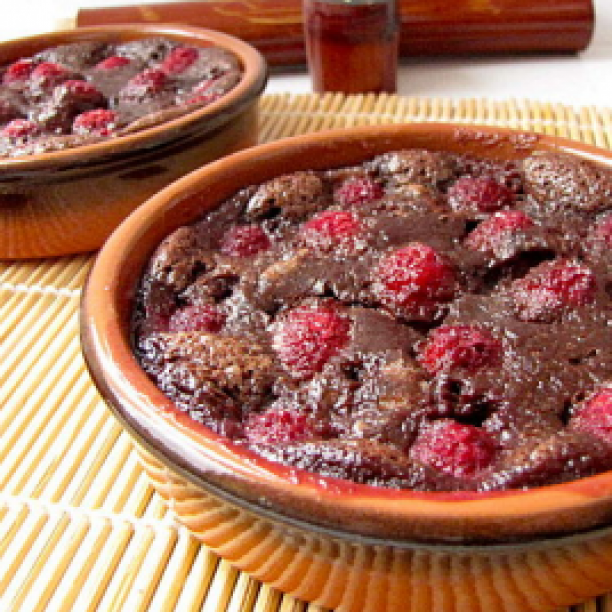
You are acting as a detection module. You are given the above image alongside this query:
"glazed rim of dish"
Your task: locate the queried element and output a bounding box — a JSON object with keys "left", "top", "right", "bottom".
{"left": 81, "top": 123, "right": 612, "bottom": 545}
{"left": 0, "top": 24, "right": 267, "bottom": 173}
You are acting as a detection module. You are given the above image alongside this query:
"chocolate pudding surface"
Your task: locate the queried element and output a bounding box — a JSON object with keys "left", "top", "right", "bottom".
{"left": 132, "top": 147, "right": 612, "bottom": 492}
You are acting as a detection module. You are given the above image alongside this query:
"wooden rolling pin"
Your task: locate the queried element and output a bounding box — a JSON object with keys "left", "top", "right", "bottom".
{"left": 77, "top": 0, "right": 595, "bottom": 68}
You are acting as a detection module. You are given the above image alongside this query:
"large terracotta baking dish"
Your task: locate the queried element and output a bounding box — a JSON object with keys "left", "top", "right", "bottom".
{"left": 81, "top": 123, "right": 612, "bottom": 612}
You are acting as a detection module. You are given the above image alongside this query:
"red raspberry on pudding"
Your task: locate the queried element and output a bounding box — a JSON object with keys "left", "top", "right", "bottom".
{"left": 300, "top": 210, "right": 363, "bottom": 252}
{"left": 418, "top": 324, "right": 503, "bottom": 375}
{"left": 131, "top": 68, "right": 167, "bottom": 89}
{"left": 160, "top": 47, "right": 199, "bottom": 74}
{"left": 2, "top": 119, "right": 40, "bottom": 139}
{"left": 245, "top": 403, "right": 321, "bottom": 444}
{"left": 73, "top": 109, "right": 118, "bottom": 136}
{"left": 272, "top": 301, "right": 350, "bottom": 380}
{"left": 372, "top": 243, "right": 455, "bottom": 321}
{"left": 95, "top": 56, "right": 131, "bottom": 70}
{"left": 334, "top": 176, "right": 384, "bottom": 206}
{"left": 3, "top": 59, "right": 35, "bottom": 86}
{"left": 570, "top": 386, "right": 612, "bottom": 443}
{"left": 120, "top": 68, "right": 167, "bottom": 102}
{"left": 168, "top": 304, "right": 226, "bottom": 333}
{"left": 410, "top": 419, "right": 497, "bottom": 477}
{"left": 466, "top": 210, "right": 534, "bottom": 252}
{"left": 511, "top": 259, "right": 597, "bottom": 322}
{"left": 448, "top": 176, "right": 514, "bottom": 214}
{"left": 219, "top": 224, "right": 271, "bottom": 257}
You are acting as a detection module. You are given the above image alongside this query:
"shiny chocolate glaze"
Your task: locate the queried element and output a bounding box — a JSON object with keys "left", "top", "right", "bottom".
{"left": 132, "top": 147, "right": 612, "bottom": 492}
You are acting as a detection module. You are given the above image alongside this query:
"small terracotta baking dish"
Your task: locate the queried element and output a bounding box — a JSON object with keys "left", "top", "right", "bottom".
{"left": 81, "top": 124, "right": 612, "bottom": 612}
{"left": 0, "top": 24, "right": 266, "bottom": 259}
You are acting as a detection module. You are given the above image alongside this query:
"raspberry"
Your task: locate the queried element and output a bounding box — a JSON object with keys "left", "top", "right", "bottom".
{"left": 168, "top": 304, "right": 226, "bottom": 333}
{"left": 244, "top": 404, "right": 319, "bottom": 444}
{"left": 132, "top": 68, "right": 167, "bottom": 89}
{"left": 120, "top": 68, "right": 167, "bottom": 101}
{"left": 272, "top": 302, "right": 350, "bottom": 380}
{"left": 465, "top": 210, "right": 534, "bottom": 252}
{"left": 95, "top": 56, "right": 131, "bottom": 70}
{"left": 3, "top": 59, "right": 35, "bottom": 85}
{"left": 73, "top": 109, "right": 117, "bottom": 136}
{"left": 2, "top": 119, "right": 40, "bottom": 139}
{"left": 410, "top": 419, "right": 497, "bottom": 477}
{"left": 372, "top": 243, "right": 455, "bottom": 321}
{"left": 418, "top": 325, "right": 502, "bottom": 375}
{"left": 334, "top": 176, "right": 384, "bottom": 206}
{"left": 300, "top": 210, "right": 363, "bottom": 252}
{"left": 570, "top": 386, "right": 612, "bottom": 443}
{"left": 30, "top": 62, "right": 73, "bottom": 90}
{"left": 511, "top": 259, "right": 597, "bottom": 322}
{"left": 448, "top": 176, "right": 514, "bottom": 214}
{"left": 219, "top": 224, "right": 270, "bottom": 257}
{"left": 160, "top": 46, "right": 199, "bottom": 74}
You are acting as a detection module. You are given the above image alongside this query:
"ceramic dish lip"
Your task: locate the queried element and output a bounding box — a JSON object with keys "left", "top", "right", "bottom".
{"left": 0, "top": 24, "right": 267, "bottom": 176}
{"left": 81, "top": 122, "right": 612, "bottom": 545}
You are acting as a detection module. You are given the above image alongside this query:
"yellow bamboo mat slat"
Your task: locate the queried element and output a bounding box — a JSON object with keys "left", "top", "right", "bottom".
{"left": 1, "top": 94, "right": 612, "bottom": 612}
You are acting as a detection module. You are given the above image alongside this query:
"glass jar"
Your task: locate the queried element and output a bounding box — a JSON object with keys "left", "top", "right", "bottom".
{"left": 303, "top": 0, "right": 399, "bottom": 94}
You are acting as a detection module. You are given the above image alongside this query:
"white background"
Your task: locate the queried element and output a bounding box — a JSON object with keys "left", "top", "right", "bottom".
{"left": 1, "top": 0, "right": 611, "bottom": 108}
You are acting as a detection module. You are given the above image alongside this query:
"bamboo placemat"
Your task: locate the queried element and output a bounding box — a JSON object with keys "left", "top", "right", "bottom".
{"left": 2, "top": 94, "right": 612, "bottom": 612}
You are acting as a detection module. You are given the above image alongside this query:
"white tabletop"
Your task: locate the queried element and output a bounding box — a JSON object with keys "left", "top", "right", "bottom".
{"left": 2, "top": 0, "right": 611, "bottom": 109}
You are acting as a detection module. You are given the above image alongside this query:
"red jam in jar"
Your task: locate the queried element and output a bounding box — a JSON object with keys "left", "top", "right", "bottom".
{"left": 303, "top": 0, "right": 399, "bottom": 94}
